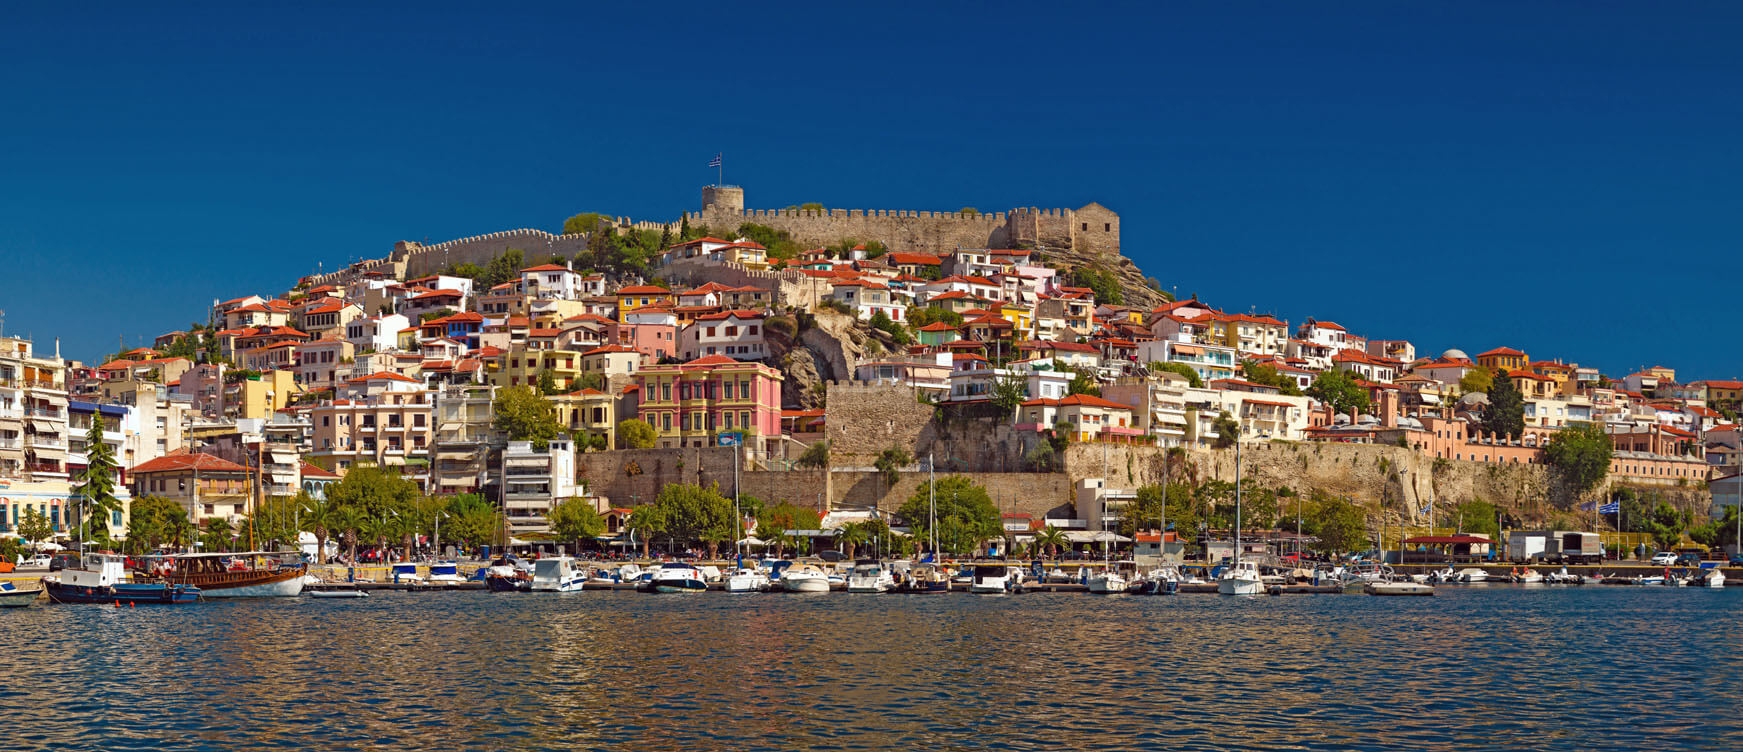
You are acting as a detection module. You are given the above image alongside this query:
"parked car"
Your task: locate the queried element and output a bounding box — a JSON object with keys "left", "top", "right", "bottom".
{"left": 26, "top": 554, "right": 52, "bottom": 569}
{"left": 49, "top": 552, "right": 81, "bottom": 572}
{"left": 1730, "top": 553, "right": 1743, "bottom": 566}
{"left": 1675, "top": 553, "right": 1704, "bottom": 567}
{"left": 1649, "top": 552, "right": 1677, "bottom": 566}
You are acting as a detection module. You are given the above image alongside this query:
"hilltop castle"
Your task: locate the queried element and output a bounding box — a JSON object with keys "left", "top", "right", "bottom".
{"left": 686, "top": 185, "right": 1121, "bottom": 256}
{"left": 301, "top": 185, "right": 1122, "bottom": 287}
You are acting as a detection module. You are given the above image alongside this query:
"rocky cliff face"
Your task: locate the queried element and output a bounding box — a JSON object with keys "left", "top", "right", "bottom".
{"left": 767, "top": 310, "right": 885, "bottom": 409}
{"left": 1038, "top": 246, "right": 1168, "bottom": 310}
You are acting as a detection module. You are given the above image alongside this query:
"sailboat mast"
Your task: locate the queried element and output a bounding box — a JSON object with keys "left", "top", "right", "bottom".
{"left": 929, "top": 452, "right": 936, "bottom": 558}
{"left": 1234, "top": 440, "right": 1242, "bottom": 566}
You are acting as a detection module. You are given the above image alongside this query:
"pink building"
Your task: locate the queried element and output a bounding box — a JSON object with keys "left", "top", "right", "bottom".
{"left": 635, "top": 355, "right": 784, "bottom": 457}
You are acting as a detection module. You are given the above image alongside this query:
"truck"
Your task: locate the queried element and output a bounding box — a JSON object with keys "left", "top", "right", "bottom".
{"left": 1507, "top": 531, "right": 1549, "bottom": 563}
{"left": 1549, "top": 531, "right": 1603, "bottom": 564}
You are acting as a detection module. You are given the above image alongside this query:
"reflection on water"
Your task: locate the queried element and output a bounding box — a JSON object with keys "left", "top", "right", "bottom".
{"left": 1, "top": 586, "right": 1738, "bottom": 750}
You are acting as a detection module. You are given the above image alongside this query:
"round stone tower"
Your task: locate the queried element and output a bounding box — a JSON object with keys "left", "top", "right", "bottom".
{"left": 701, "top": 184, "right": 744, "bottom": 213}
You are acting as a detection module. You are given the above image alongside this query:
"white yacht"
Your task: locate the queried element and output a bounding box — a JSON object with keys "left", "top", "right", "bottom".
{"left": 1455, "top": 567, "right": 1490, "bottom": 583}
{"left": 530, "top": 557, "right": 586, "bottom": 592}
{"left": 426, "top": 561, "right": 466, "bottom": 584}
{"left": 781, "top": 563, "right": 833, "bottom": 593}
{"left": 1087, "top": 561, "right": 1135, "bottom": 594}
{"left": 390, "top": 562, "right": 426, "bottom": 584}
{"left": 1705, "top": 567, "right": 1726, "bottom": 588}
{"left": 1217, "top": 560, "right": 1266, "bottom": 595}
{"left": 726, "top": 566, "right": 770, "bottom": 593}
{"left": 969, "top": 564, "right": 1023, "bottom": 594}
{"left": 846, "top": 561, "right": 896, "bottom": 593}
{"left": 647, "top": 563, "right": 708, "bottom": 593}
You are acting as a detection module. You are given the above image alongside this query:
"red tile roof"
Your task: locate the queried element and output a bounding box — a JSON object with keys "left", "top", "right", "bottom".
{"left": 300, "top": 461, "right": 340, "bottom": 479}
{"left": 1478, "top": 346, "right": 1526, "bottom": 357}
{"left": 131, "top": 453, "right": 249, "bottom": 474}
{"left": 617, "top": 286, "right": 671, "bottom": 295}
{"left": 347, "top": 371, "right": 420, "bottom": 383}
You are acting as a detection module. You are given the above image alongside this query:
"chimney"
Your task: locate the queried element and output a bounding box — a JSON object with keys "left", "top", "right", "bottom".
{"left": 1380, "top": 390, "right": 1397, "bottom": 428}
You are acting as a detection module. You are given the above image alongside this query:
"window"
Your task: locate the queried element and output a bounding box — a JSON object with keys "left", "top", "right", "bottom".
{"left": 1082, "top": 223, "right": 1088, "bottom": 231}
{"left": 661, "top": 413, "right": 671, "bottom": 430}
{"left": 740, "top": 410, "right": 750, "bottom": 429}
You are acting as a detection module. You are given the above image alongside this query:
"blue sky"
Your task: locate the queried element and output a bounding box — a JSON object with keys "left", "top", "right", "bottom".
{"left": 2, "top": 2, "right": 1740, "bottom": 379}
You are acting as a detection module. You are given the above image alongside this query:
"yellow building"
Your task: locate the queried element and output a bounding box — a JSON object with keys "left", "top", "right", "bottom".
{"left": 614, "top": 286, "right": 676, "bottom": 322}
{"left": 490, "top": 347, "right": 587, "bottom": 391}
{"left": 551, "top": 388, "right": 616, "bottom": 447}
{"left": 234, "top": 370, "right": 302, "bottom": 420}
{"left": 1476, "top": 346, "right": 1528, "bottom": 372}
{"left": 998, "top": 302, "right": 1034, "bottom": 336}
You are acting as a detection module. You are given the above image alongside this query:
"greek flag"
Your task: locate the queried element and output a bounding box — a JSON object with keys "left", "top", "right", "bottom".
{"left": 708, "top": 153, "right": 722, "bottom": 168}
{"left": 1598, "top": 502, "right": 1620, "bottom": 514}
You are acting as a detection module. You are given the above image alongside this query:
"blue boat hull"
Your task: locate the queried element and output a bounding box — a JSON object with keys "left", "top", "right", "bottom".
{"left": 47, "top": 581, "right": 201, "bottom": 605}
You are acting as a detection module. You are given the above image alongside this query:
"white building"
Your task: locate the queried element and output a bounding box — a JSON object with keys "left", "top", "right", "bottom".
{"left": 502, "top": 438, "right": 578, "bottom": 535}
{"left": 680, "top": 310, "right": 769, "bottom": 361}
{"left": 346, "top": 313, "right": 410, "bottom": 353}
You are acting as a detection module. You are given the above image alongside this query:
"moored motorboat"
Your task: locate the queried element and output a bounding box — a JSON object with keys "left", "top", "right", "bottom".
{"left": 1087, "top": 561, "right": 1135, "bottom": 594}
{"left": 1705, "top": 567, "right": 1726, "bottom": 588}
{"left": 1455, "top": 567, "right": 1490, "bottom": 583}
{"left": 1366, "top": 581, "right": 1435, "bottom": 596}
{"left": 390, "top": 562, "right": 427, "bottom": 585}
{"left": 647, "top": 563, "right": 707, "bottom": 593}
{"left": 968, "top": 564, "right": 1023, "bottom": 594}
{"left": 529, "top": 556, "right": 586, "bottom": 592}
{"left": 1217, "top": 560, "right": 1266, "bottom": 596}
{"left": 1544, "top": 567, "right": 1581, "bottom": 585}
{"left": 483, "top": 556, "right": 533, "bottom": 592}
{"left": 726, "top": 566, "right": 770, "bottom": 593}
{"left": 903, "top": 563, "right": 951, "bottom": 593}
{"left": 1135, "top": 567, "right": 1180, "bottom": 595}
{"left": 1512, "top": 567, "right": 1544, "bottom": 584}
{"left": 781, "top": 563, "right": 833, "bottom": 593}
{"left": 47, "top": 554, "right": 201, "bottom": 605}
{"left": 0, "top": 580, "right": 44, "bottom": 607}
{"left": 307, "top": 584, "right": 369, "bottom": 598}
{"left": 846, "top": 561, "right": 896, "bottom": 593}
{"left": 426, "top": 561, "right": 466, "bottom": 584}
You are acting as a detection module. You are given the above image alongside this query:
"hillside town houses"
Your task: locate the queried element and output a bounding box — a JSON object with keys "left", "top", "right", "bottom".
{"left": 5, "top": 226, "right": 1741, "bottom": 546}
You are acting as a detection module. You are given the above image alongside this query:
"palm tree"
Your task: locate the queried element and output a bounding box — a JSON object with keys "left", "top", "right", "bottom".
{"left": 1034, "top": 525, "right": 1068, "bottom": 560}
{"left": 837, "top": 521, "right": 869, "bottom": 561}
{"left": 366, "top": 513, "right": 403, "bottom": 563}
{"left": 627, "top": 506, "right": 664, "bottom": 559}
{"left": 299, "top": 495, "right": 335, "bottom": 564}
{"left": 331, "top": 506, "right": 367, "bottom": 565}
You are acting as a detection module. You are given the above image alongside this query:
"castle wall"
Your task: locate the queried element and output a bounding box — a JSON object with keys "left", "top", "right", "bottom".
{"left": 686, "top": 207, "right": 1016, "bottom": 254}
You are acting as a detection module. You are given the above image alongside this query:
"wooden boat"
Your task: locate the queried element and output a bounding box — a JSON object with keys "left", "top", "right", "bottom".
{"left": 134, "top": 552, "right": 306, "bottom": 598}
{"left": 0, "top": 580, "right": 44, "bottom": 607}
{"left": 47, "top": 554, "right": 201, "bottom": 605}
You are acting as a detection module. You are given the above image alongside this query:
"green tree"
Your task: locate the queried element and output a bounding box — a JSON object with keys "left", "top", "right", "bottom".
{"left": 299, "top": 494, "right": 337, "bottom": 563}
{"left": 1033, "top": 525, "right": 1068, "bottom": 559}
{"left": 1307, "top": 368, "right": 1371, "bottom": 415}
{"left": 330, "top": 505, "right": 368, "bottom": 563}
{"left": 617, "top": 418, "right": 657, "bottom": 449}
{"left": 1542, "top": 422, "right": 1614, "bottom": 496}
{"left": 1067, "top": 367, "right": 1102, "bottom": 397}
{"left": 796, "top": 441, "right": 829, "bottom": 475}
{"left": 1303, "top": 490, "right": 1367, "bottom": 556}
{"left": 326, "top": 464, "right": 420, "bottom": 520}
{"left": 1242, "top": 362, "right": 1303, "bottom": 396}
{"left": 1458, "top": 368, "right": 1493, "bottom": 395}
{"left": 626, "top": 505, "right": 665, "bottom": 559}
{"left": 869, "top": 310, "right": 911, "bottom": 345}
{"left": 756, "top": 501, "right": 822, "bottom": 558}
{"left": 1211, "top": 411, "right": 1241, "bottom": 449}
{"left": 548, "top": 497, "right": 605, "bottom": 555}
{"left": 1149, "top": 361, "right": 1203, "bottom": 388}
{"left": 441, "top": 494, "right": 503, "bottom": 550}
{"left": 1117, "top": 482, "right": 1193, "bottom": 539}
{"left": 897, "top": 476, "right": 1000, "bottom": 556}
{"left": 1068, "top": 265, "right": 1123, "bottom": 305}
{"left": 874, "top": 447, "right": 912, "bottom": 490}
{"left": 72, "top": 415, "right": 124, "bottom": 546}
{"left": 198, "top": 517, "right": 235, "bottom": 552}
{"left": 1481, "top": 368, "right": 1526, "bottom": 440}
{"left": 16, "top": 508, "right": 53, "bottom": 544}
{"left": 991, "top": 372, "right": 1029, "bottom": 413}
{"left": 562, "top": 212, "right": 611, "bottom": 235}
{"left": 494, "top": 386, "right": 561, "bottom": 450}
{"left": 836, "top": 520, "right": 870, "bottom": 560}
{"left": 1449, "top": 498, "right": 1502, "bottom": 540}
{"left": 536, "top": 368, "right": 560, "bottom": 396}
{"left": 125, "top": 495, "right": 192, "bottom": 554}
{"left": 575, "top": 372, "right": 605, "bottom": 392}
{"left": 907, "top": 306, "right": 965, "bottom": 329}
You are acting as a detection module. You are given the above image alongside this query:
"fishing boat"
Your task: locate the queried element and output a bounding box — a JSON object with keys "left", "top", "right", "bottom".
{"left": 1544, "top": 567, "right": 1581, "bottom": 585}
{"left": 904, "top": 563, "right": 952, "bottom": 593}
{"left": 646, "top": 563, "right": 708, "bottom": 593}
{"left": 725, "top": 566, "right": 770, "bottom": 593}
{"left": 0, "top": 580, "right": 44, "bottom": 607}
{"left": 1511, "top": 567, "right": 1544, "bottom": 584}
{"left": 846, "top": 561, "right": 896, "bottom": 593}
{"left": 134, "top": 551, "right": 306, "bottom": 598}
{"left": 47, "top": 553, "right": 201, "bottom": 605}
{"left": 969, "top": 564, "right": 1024, "bottom": 594}
{"left": 529, "top": 556, "right": 586, "bottom": 592}
{"left": 782, "top": 563, "right": 833, "bottom": 593}
{"left": 483, "top": 556, "right": 533, "bottom": 592}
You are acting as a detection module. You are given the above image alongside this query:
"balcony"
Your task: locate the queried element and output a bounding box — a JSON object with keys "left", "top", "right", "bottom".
{"left": 0, "top": 438, "right": 18, "bottom": 449}
{"left": 26, "top": 436, "right": 65, "bottom": 449}
{"left": 26, "top": 408, "right": 62, "bottom": 419}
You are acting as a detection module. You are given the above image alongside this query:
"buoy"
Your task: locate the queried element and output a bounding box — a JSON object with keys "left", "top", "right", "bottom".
{"left": 114, "top": 599, "right": 121, "bottom": 607}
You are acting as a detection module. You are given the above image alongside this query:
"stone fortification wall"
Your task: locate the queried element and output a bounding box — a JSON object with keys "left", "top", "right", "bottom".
{"left": 823, "top": 382, "right": 937, "bottom": 468}
{"left": 574, "top": 444, "right": 1069, "bottom": 520}
{"left": 301, "top": 228, "right": 594, "bottom": 288}
{"left": 656, "top": 259, "right": 834, "bottom": 309}
{"left": 687, "top": 206, "right": 1014, "bottom": 254}
{"left": 1059, "top": 440, "right": 1714, "bottom": 527}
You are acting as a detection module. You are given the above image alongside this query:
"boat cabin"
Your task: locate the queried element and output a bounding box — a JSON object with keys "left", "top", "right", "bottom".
{"left": 61, "top": 553, "right": 128, "bottom": 589}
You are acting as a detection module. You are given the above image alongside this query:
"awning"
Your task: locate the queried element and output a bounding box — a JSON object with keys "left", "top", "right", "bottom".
{"left": 1171, "top": 345, "right": 1203, "bottom": 356}
{"left": 269, "top": 451, "right": 298, "bottom": 464}
{"left": 269, "top": 473, "right": 298, "bottom": 485}
{"left": 36, "top": 394, "right": 68, "bottom": 406}
{"left": 29, "top": 420, "right": 60, "bottom": 433}
{"left": 1419, "top": 393, "right": 1442, "bottom": 404}
{"left": 437, "top": 450, "right": 479, "bottom": 460}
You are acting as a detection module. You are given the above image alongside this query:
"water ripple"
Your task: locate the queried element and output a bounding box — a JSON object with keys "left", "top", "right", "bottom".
{"left": 0, "top": 586, "right": 1738, "bottom": 750}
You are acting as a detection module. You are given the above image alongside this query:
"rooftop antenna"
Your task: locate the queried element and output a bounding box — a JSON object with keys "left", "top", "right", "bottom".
{"left": 0, "top": 308, "right": 5, "bottom": 336}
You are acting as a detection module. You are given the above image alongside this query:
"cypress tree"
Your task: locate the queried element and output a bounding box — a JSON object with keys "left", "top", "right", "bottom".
{"left": 1483, "top": 368, "right": 1526, "bottom": 440}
